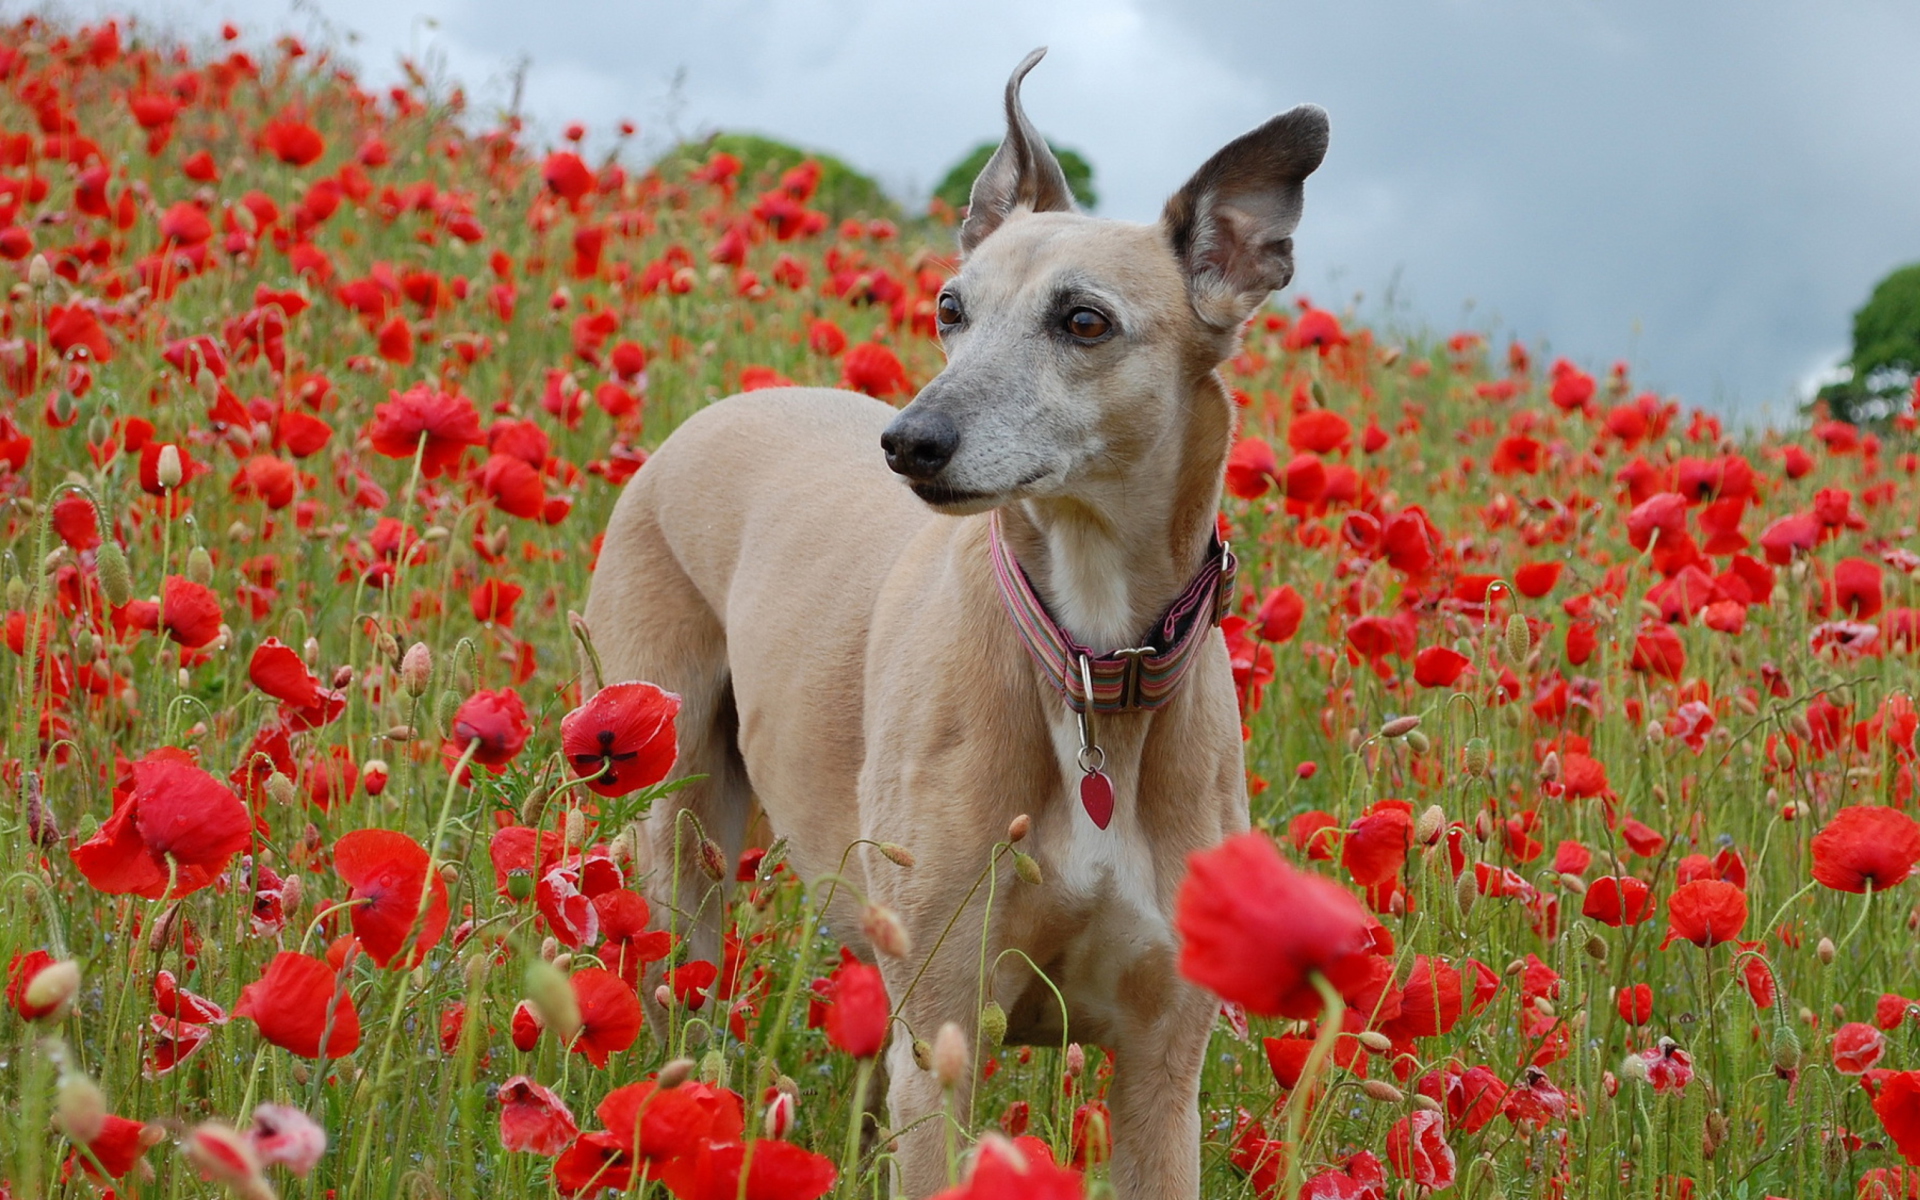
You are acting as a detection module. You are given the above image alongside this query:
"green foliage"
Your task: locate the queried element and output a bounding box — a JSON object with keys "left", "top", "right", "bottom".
{"left": 932, "top": 139, "right": 1098, "bottom": 213}
{"left": 654, "top": 131, "right": 899, "bottom": 221}
{"left": 1816, "top": 260, "right": 1920, "bottom": 426}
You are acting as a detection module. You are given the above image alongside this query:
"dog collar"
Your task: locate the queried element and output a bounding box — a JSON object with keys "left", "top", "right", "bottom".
{"left": 986, "top": 509, "right": 1237, "bottom": 717}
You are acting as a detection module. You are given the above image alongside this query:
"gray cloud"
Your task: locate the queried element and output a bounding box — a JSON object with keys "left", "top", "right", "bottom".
{"left": 35, "top": 0, "right": 1920, "bottom": 422}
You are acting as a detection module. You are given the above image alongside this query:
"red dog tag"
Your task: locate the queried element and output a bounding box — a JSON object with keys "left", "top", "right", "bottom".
{"left": 1080, "top": 769, "right": 1114, "bottom": 829}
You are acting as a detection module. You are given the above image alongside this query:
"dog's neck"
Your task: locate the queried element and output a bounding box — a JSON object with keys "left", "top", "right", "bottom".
{"left": 997, "top": 371, "right": 1234, "bottom": 655}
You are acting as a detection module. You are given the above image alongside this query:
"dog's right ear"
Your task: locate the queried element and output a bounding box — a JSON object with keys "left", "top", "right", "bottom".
{"left": 1162, "top": 105, "right": 1330, "bottom": 330}
{"left": 959, "top": 47, "right": 1076, "bottom": 256}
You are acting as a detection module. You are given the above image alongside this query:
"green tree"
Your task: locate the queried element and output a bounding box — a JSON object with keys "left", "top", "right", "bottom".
{"left": 1816, "top": 261, "right": 1920, "bottom": 426}
{"left": 932, "top": 140, "right": 1097, "bottom": 214}
{"left": 654, "top": 132, "right": 899, "bottom": 222}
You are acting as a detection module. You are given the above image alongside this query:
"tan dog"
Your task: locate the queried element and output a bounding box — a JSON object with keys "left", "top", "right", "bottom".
{"left": 582, "top": 49, "right": 1326, "bottom": 1197}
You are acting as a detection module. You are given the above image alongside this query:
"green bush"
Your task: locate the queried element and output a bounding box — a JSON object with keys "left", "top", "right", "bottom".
{"left": 1816, "top": 260, "right": 1920, "bottom": 426}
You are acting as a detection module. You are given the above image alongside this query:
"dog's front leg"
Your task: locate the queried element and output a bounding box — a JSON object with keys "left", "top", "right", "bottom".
{"left": 1102, "top": 972, "right": 1215, "bottom": 1199}
{"left": 876, "top": 923, "right": 987, "bottom": 1197}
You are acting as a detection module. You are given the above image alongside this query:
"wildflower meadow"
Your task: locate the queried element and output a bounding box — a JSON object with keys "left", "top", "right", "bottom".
{"left": 4, "top": 13, "right": 1920, "bottom": 1200}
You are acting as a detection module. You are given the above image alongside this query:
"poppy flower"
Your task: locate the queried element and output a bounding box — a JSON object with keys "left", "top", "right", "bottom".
{"left": 824, "top": 961, "right": 890, "bottom": 1057}
{"left": 1342, "top": 803, "right": 1412, "bottom": 887}
{"left": 1663, "top": 880, "right": 1747, "bottom": 948}
{"left": 233, "top": 952, "right": 360, "bottom": 1059}
{"left": 660, "top": 1138, "right": 839, "bottom": 1200}
{"left": 1385, "top": 1109, "right": 1456, "bottom": 1190}
{"left": 1630, "top": 622, "right": 1686, "bottom": 680}
{"left": 1382, "top": 955, "right": 1464, "bottom": 1040}
{"left": 498, "top": 1076, "right": 578, "bottom": 1154}
{"left": 1811, "top": 806, "right": 1920, "bottom": 894}
{"left": 155, "top": 969, "right": 226, "bottom": 1024}
{"left": 1583, "top": 877, "right": 1654, "bottom": 927}
{"left": 7, "top": 950, "right": 75, "bottom": 1020}
{"left": 248, "top": 637, "right": 324, "bottom": 708}
{"left": 72, "top": 1114, "right": 156, "bottom": 1179}
{"left": 1874, "top": 1071, "right": 1920, "bottom": 1164}
{"left": 1175, "top": 831, "right": 1375, "bottom": 1019}
{"left": 542, "top": 150, "right": 595, "bottom": 202}
{"left": 841, "top": 341, "right": 912, "bottom": 398}
{"left": 72, "top": 750, "right": 252, "bottom": 899}
{"left": 334, "top": 829, "right": 449, "bottom": 968}
{"left": 1617, "top": 982, "right": 1653, "bottom": 1025}
{"left": 1288, "top": 408, "right": 1351, "bottom": 455}
{"left": 1834, "top": 1023, "right": 1886, "bottom": 1075}
{"left": 569, "top": 968, "right": 642, "bottom": 1067}
{"left": 1638, "top": 1039, "right": 1694, "bottom": 1092}
{"left": 367, "top": 384, "right": 484, "bottom": 478}
{"left": 262, "top": 115, "right": 324, "bottom": 166}
{"left": 569, "top": 1080, "right": 746, "bottom": 1191}
{"left": 445, "top": 688, "right": 530, "bottom": 772}
{"left": 1254, "top": 585, "right": 1305, "bottom": 643}
{"left": 1225, "top": 437, "right": 1277, "bottom": 499}
{"left": 1413, "top": 645, "right": 1471, "bottom": 688}
{"left": 560, "top": 682, "right": 681, "bottom": 798}
{"left": 147, "top": 574, "right": 224, "bottom": 648}
{"left": 470, "top": 578, "right": 525, "bottom": 626}
{"left": 1835, "top": 558, "right": 1886, "bottom": 618}
{"left": 1514, "top": 561, "right": 1562, "bottom": 597}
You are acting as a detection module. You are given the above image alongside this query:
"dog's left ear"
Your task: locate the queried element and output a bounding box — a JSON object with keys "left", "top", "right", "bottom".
{"left": 959, "top": 48, "right": 1076, "bottom": 256}
{"left": 1162, "top": 105, "right": 1329, "bottom": 330}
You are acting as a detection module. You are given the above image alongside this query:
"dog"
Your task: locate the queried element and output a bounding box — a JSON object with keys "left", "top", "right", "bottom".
{"left": 582, "top": 48, "right": 1326, "bottom": 1197}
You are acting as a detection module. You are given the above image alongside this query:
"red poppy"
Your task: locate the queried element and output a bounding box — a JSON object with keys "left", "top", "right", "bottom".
{"left": 248, "top": 637, "right": 323, "bottom": 708}
{"left": 477, "top": 453, "right": 545, "bottom": 519}
{"left": 1630, "top": 622, "right": 1686, "bottom": 680}
{"left": 1874, "top": 1071, "right": 1920, "bottom": 1164}
{"left": 1382, "top": 955, "right": 1464, "bottom": 1041}
{"left": 1835, "top": 558, "right": 1886, "bottom": 618}
{"left": 660, "top": 1138, "right": 838, "bottom": 1200}
{"left": 233, "top": 952, "right": 360, "bottom": 1059}
{"left": 470, "top": 578, "right": 525, "bottom": 626}
{"left": 1811, "top": 806, "right": 1920, "bottom": 894}
{"left": 1175, "top": 831, "right": 1375, "bottom": 1019}
{"left": 1413, "top": 645, "right": 1471, "bottom": 688}
{"left": 154, "top": 969, "right": 226, "bottom": 1024}
{"left": 557, "top": 1080, "right": 750, "bottom": 1193}
{"left": 542, "top": 150, "right": 595, "bottom": 202}
{"left": 1582, "top": 876, "right": 1654, "bottom": 927}
{"left": 1225, "top": 437, "right": 1278, "bottom": 499}
{"left": 841, "top": 341, "right": 912, "bottom": 399}
{"left": 334, "top": 829, "right": 449, "bottom": 968}
{"left": 1834, "top": 1023, "right": 1887, "bottom": 1075}
{"left": 1385, "top": 1109, "right": 1456, "bottom": 1190}
{"left": 445, "top": 688, "right": 531, "bottom": 773}
{"left": 1342, "top": 802, "right": 1412, "bottom": 887}
{"left": 560, "top": 682, "right": 682, "bottom": 798}
{"left": 72, "top": 1114, "right": 155, "bottom": 1179}
{"left": 1254, "top": 585, "right": 1305, "bottom": 643}
{"left": 498, "top": 1075, "right": 578, "bottom": 1155}
{"left": 367, "top": 384, "right": 484, "bottom": 478}
{"left": 140, "top": 574, "right": 224, "bottom": 648}
{"left": 72, "top": 750, "right": 252, "bottom": 899}
{"left": 1663, "top": 880, "right": 1747, "bottom": 948}
{"left": 261, "top": 115, "right": 324, "bottom": 166}
{"left": 1616, "top": 982, "right": 1653, "bottom": 1025}
{"left": 824, "top": 961, "right": 889, "bottom": 1057}
{"left": 1514, "top": 561, "right": 1562, "bottom": 597}
{"left": 570, "top": 967, "right": 642, "bottom": 1067}
{"left": 7, "top": 950, "right": 68, "bottom": 1020}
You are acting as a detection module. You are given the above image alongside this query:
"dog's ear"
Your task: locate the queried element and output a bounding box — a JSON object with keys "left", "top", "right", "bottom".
{"left": 1162, "top": 105, "right": 1329, "bottom": 330}
{"left": 959, "top": 47, "right": 1076, "bottom": 256}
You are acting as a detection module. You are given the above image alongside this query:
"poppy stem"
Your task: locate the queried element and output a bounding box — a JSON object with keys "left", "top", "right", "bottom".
{"left": 1281, "top": 970, "right": 1345, "bottom": 1197}
{"left": 842, "top": 1055, "right": 875, "bottom": 1183}
{"left": 1839, "top": 880, "right": 1874, "bottom": 952}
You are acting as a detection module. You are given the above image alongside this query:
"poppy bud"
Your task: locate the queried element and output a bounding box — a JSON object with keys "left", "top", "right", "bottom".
{"left": 1380, "top": 714, "right": 1420, "bottom": 739}
{"left": 184, "top": 1121, "right": 270, "bottom": 1198}
{"left": 1585, "top": 934, "right": 1609, "bottom": 961}
{"left": 658, "top": 1057, "right": 695, "bottom": 1088}
{"left": 1065, "top": 1043, "right": 1085, "bottom": 1078}
{"left": 524, "top": 959, "right": 581, "bottom": 1043}
{"left": 186, "top": 545, "right": 214, "bottom": 586}
{"left": 1414, "top": 805, "right": 1447, "bottom": 845}
{"left": 95, "top": 540, "right": 132, "bottom": 607}
{"left": 22, "top": 958, "right": 81, "bottom": 1021}
{"left": 1008, "top": 814, "right": 1031, "bottom": 842}
{"left": 1413, "top": 1093, "right": 1444, "bottom": 1113}
{"left": 1463, "top": 736, "right": 1490, "bottom": 778}
{"left": 1539, "top": 750, "right": 1561, "bottom": 783}
{"left": 362, "top": 759, "right": 389, "bottom": 796}
{"left": 763, "top": 1089, "right": 796, "bottom": 1140}
{"left": 934, "top": 1022, "right": 969, "bottom": 1087}
{"left": 552, "top": 955, "right": 573, "bottom": 977}
{"left": 861, "top": 903, "right": 911, "bottom": 958}
{"left": 1534, "top": 998, "right": 1556, "bottom": 1019}
{"left": 53, "top": 1069, "right": 107, "bottom": 1141}
{"left": 1455, "top": 866, "right": 1478, "bottom": 917}
{"left": 1560, "top": 873, "right": 1589, "bottom": 894}
{"left": 400, "top": 642, "right": 432, "bottom": 696}
{"left": 1770, "top": 1025, "right": 1801, "bottom": 1073}
{"left": 1406, "top": 729, "right": 1430, "bottom": 754}
{"left": 697, "top": 837, "right": 727, "bottom": 882}
{"left": 385, "top": 724, "right": 415, "bottom": 743}
{"left": 265, "top": 771, "right": 297, "bottom": 808}
{"left": 1361, "top": 1079, "right": 1404, "bottom": 1104}
{"left": 1473, "top": 810, "right": 1493, "bottom": 842}
{"left": 878, "top": 842, "right": 915, "bottom": 868}
{"left": 654, "top": 984, "right": 675, "bottom": 1010}
{"left": 1817, "top": 936, "right": 1835, "bottom": 965}
{"left": 29, "top": 252, "right": 50, "bottom": 290}
{"left": 155, "top": 444, "right": 184, "bottom": 490}
{"left": 518, "top": 784, "right": 549, "bottom": 828}
{"left": 565, "top": 808, "right": 589, "bottom": 851}
{"left": 911, "top": 1038, "right": 931, "bottom": 1071}
{"left": 980, "top": 1001, "right": 1008, "bottom": 1047}
{"left": 1013, "top": 851, "right": 1042, "bottom": 886}
{"left": 1356, "top": 1030, "right": 1392, "bottom": 1053}
{"left": 1503, "top": 612, "right": 1531, "bottom": 664}
{"left": 698, "top": 1049, "right": 726, "bottom": 1086}
{"left": 4, "top": 576, "right": 25, "bottom": 609}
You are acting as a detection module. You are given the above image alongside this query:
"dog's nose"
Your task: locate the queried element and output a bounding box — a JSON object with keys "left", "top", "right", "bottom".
{"left": 880, "top": 411, "right": 959, "bottom": 480}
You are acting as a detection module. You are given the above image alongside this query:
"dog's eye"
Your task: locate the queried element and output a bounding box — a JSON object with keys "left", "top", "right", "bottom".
{"left": 936, "top": 292, "right": 964, "bottom": 328}
{"left": 1065, "top": 307, "right": 1111, "bottom": 341}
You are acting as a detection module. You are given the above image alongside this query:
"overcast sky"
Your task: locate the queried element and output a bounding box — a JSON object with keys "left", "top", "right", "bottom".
{"left": 33, "top": 0, "right": 1920, "bottom": 425}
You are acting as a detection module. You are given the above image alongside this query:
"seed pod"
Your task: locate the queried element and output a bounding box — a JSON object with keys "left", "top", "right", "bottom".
{"left": 933, "top": 1022, "right": 969, "bottom": 1087}
{"left": 1356, "top": 1030, "right": 1393, "bottom": 1053}
{"left": 1464, "top": 736, "right": 1490, "bottom": 778}
{"left": 878, "top": 842, "right": 915, "bottom": 868}
{"left": 265, "top": 771, "right": 297, "bottom": 808}
{"left": 155, "top": 444, "right": 184, "bottom": 490}
{"left": 401, "top": 642, "right": 433, "bottom": 696}
{"left": 1007, "top": 813, "right": 1031, "bottom": 843}
{"left": 1406, "top": 730, "right": 1430, "bottom": 755}
{"left": 1585, "top": 933, "right": 1609, "bottom": 961}
{"left": 1414, "top": 805, "right": 1447, "bottom": 845}
{"left": 1455, "top": 866, "right": 1478, "bottom": 917}
{"left": 1770, "top": 1024, "right": 1801, "bottom": 1073}
{"left": 1504, "top": 612, "right": 1531, "bottom": 664}
{"left": 94, "top": 540, "right": 132, "bottom": 607}
{"left": 658, "top": 1057, "right": 695, "bottom": 1088}
{"left": 911, "top": 1038, "right": 932, "bottom": 1071}
{"left": 1361, "top": 1079, "right": 1404, "bottom": 1104}
{"left": 506, "top": 869, "right": 534, "bottom": 902}
{"left": 1380, "top": 714, "right": 1421, "bottom": 739}
{"left": 861, "top": 903, "right": 912, "bottom": 958}
{"left": 1817, "top": 937, "right": 1835, "bottom": 965}
{"left": 186, "top": 545, "right": 214, "bottom": 585}
{"left": 1013, "top": 851, "right": 1043, "bottom": 886}
{"left": 979, "top": 1001, "right": 1008, "bottom": 1047}
{"left": 29, "top": 252, "right": 50, "bottom": 290}
{"left": 697, "top": 837, "right": 727, "bottom": 882}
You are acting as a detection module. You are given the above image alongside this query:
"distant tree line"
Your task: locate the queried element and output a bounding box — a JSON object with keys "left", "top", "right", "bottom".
{"left": 1816, "top": 262, "right": 1920, "bottom": 427}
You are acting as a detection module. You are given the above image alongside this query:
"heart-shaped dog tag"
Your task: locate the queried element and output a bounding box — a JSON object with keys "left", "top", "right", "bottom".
{"left": 1080, "top": 769, "right": 1115, "bottom": 829}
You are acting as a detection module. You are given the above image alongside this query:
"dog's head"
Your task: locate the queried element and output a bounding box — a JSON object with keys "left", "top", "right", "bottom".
{"left": 881, "top": 48, "right": 1328, "bottom": 514}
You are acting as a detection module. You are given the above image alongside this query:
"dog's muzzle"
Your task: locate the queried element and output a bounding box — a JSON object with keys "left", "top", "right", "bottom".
{"left": 879, "top": 409, "right": 958, "bottom": 481}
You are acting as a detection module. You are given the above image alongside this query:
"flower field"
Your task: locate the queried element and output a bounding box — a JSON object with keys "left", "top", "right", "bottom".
{"left": 4, "top": 13, "right": 1920, "bottom": 1200}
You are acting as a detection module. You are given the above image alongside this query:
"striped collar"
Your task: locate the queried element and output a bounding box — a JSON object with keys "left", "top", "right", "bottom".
{"left": 987, "top": 509, "right": 1236, "bottom": 715}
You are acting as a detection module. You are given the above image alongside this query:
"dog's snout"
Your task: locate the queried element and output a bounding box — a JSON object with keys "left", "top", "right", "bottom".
{"left": 880, "top": 410, "right": 959, "bottom": 481}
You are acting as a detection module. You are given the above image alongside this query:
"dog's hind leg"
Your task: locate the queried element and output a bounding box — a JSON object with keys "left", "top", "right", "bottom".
{"left": 582, "top": 482, "right": 753, "bottom": 995}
